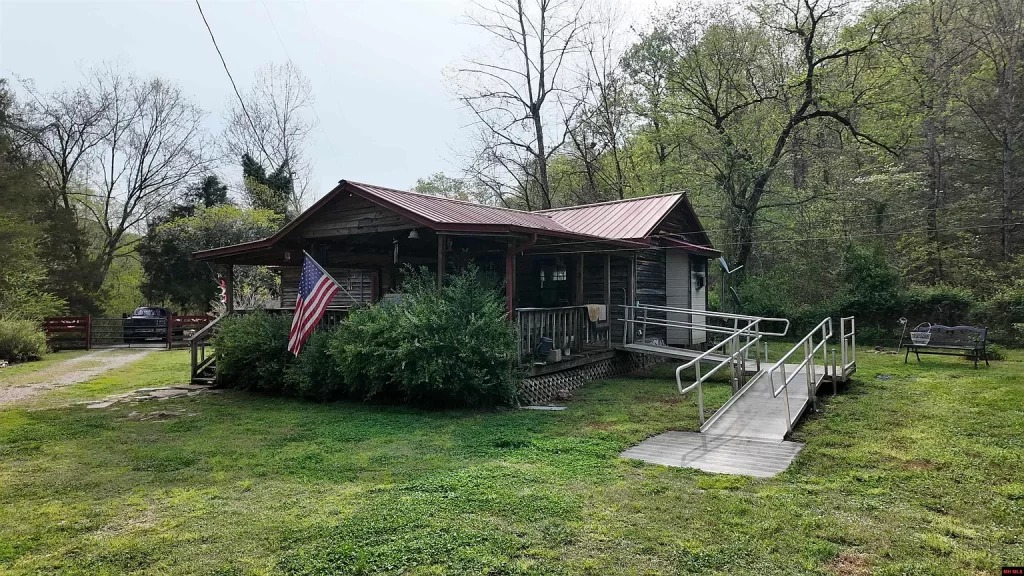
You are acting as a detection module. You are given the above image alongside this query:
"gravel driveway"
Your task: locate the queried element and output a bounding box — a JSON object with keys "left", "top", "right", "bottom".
{"left": 0, "top": 349, "right": 153, "bottom": 406}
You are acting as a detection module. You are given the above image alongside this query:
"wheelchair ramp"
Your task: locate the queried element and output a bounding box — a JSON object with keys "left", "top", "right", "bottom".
{"left": 620, "top": 431, "right": 804, "bottom": 478}
{"left": 700, "top": 364, "right": 822, "bottom": 441}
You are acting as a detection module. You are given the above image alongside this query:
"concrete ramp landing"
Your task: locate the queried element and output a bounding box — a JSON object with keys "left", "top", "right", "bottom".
{"left": 620, "top": 432, "right": 804, "bottom": 478}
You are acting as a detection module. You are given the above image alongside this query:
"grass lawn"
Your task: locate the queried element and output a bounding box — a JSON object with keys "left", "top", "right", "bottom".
{"left": 0, "top": 346, "right": 1021, "bottom": 575}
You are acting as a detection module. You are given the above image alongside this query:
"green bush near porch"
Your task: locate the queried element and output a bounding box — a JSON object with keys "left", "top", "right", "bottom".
{"left": 215, "top": 267, "right": 521, "bottom": 408}
{"left": 213, "top": 311, "right": 292, "bottom": 394}
{"left": 329, "top": 266, "right": 520, "bottom": 408}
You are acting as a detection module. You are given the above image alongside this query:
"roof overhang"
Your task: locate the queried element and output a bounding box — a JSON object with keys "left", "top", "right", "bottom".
{"left": 655, "top": 236, "right": 721, "bottom": 257}
{"left": 194, "top": 180, "right": 649, "bottom": 264}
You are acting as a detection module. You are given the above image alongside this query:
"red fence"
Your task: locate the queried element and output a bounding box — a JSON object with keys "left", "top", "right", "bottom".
{"left": 43, "top": 315, "right": 213, "bottom": 351}
{"left": 168, "top": 316, "right": 213, "bottom": 349}
{"left": 43, "top": 316, "right": 91, "bottom": 350}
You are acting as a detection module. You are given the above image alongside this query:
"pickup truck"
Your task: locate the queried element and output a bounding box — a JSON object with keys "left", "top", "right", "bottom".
{"left": 122, "top": 306, "right": 172, "bottom": 343}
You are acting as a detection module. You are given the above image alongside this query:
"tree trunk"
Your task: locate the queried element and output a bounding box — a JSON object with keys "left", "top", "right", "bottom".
{"left": 533, "top": 109, "right": 552, "bottom": 209}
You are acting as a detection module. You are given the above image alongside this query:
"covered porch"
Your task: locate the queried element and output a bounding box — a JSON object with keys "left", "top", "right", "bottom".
{"left": 192, "top": 180, "right": 718, "bottom": 380}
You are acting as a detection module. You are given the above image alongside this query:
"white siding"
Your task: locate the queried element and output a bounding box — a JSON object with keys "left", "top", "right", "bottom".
{"left": 665, "top": 249, "right": 690, "bottom": 345}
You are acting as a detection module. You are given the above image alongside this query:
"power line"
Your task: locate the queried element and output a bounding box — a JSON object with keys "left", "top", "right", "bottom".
{"left": 527, "top": 220, "right": 1024, "bottom": 256}
{"left": 194, "top": 0, "right": 275, "bottom": 168}
{"left": 258, "top": 0, "right": 342, "bottom": 162}
{"left": 688, "top": 199, "right": 1016, "bottom": 236}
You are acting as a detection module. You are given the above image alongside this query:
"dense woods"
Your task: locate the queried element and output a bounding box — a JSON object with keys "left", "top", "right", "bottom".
{"left": 452, "top": 0, "right": 1024, "bottom": 341}
{"left": 2, "top": 0, "right": 1023, "bottom": 345}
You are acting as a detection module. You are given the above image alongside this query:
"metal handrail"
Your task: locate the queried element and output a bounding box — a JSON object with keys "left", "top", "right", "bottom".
{"left": 840, "top": 316, "right": 856, "bottom": 372}
{"left": 621, "top": 304, "right": 791, "bottom": 338}
{"left": 767, "top": 318, "right": 833, "bottom": 398}
{"left": 765, "top": 317, "right": 834, "bottom": 434}
{"left": 672, "top": 317, "right": 765, "bottom": 427}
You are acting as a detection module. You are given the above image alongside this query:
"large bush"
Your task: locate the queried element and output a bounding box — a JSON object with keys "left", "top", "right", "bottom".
{"left": 976, "top": 280, "right": 1024, "bottom": 345}
{"left": 284, "top": 328, "right": 345, "bottom": 401}
{"left": 213, "top": 267, "right": 520, "bottom": 409}
{"left": 0, "top": 319, "right": 47, "bottom": 362}
{"left": 331, "top": 266, "right": 520, "bottom": 408}
{"left": 213, "top": 311, "right": 292, "bottom": 393}
{"left": 902, "top": 284, "right": 975, "bottom": 327}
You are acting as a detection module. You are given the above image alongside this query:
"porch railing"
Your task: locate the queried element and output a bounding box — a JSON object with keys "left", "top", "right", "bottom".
{"left": 517, "top": 306, "right": 605, "bottom": 361}
{"left": 189, "top": 314, "right": 225, "bottom": 383}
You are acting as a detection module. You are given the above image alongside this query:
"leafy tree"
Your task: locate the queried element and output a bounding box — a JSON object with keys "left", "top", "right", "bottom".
{"left": 412, "top": 173, "right": 481, "bottom": 202}
{"left": 0, "top": 80, "right": 66, "bottom": 320}
{"left": 242, "top": 153, "right": 292, "bottom": 218}
{"left": 138, "top": 205, "right": 282, "bottom": 313}
{"left": 167, "top": 175, "right": 230, "bottom": 220}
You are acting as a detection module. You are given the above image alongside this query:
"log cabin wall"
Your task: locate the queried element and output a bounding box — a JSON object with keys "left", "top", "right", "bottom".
{"left": 301, "top": 195, "right": 415, "bottom": 238}
{"left": 581, "top": 255, "right": 632, "bottom": 344}
{"left": 635, "top": 249, "right": 667, "bottom": 343}
{"left": 280, "top": 266, "right": 376, "bottom": 309}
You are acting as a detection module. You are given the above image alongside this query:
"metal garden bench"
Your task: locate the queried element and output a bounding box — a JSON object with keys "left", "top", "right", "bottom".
{"left": 905, "top": 324, "right": 989, "bottom": 368}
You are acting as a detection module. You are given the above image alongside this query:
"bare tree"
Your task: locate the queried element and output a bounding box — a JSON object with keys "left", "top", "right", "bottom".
{"left": 224, "top": 61, "right": 316, "bottom": 213}
{"left": 15, "top": 75, "right": 110, "bottom": 213}
{"left": 455, "top": 0, "right": 589, "bottom": 209}
{"left": 17, "top": 68, "right": 210, "bottom": 293}
{"left": 565, "top": 1, "right": 633, "bottom": 202}
{"left": 83, "top": 71, "right": 210, "bottom": 288}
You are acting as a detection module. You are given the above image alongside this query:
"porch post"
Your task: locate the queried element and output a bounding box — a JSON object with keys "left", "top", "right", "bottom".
{"left": 225, "top": 264, "right": 235, "bottom": 314}
{"left": 505, "top": 246, "right": 515, "bottom": 319}
{"left": 629, "top": 254, "right": 637, "bottom": 308}
{"left": 437, "top": 233, "right": 446, "bottom": 286}
{"left": 604, "top": 254, "right": 612, "bottom": 349}
{"left": 575, "top": 254, "right": 584, "bottom": 305}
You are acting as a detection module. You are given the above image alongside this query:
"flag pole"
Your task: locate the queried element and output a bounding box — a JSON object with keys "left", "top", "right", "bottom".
{"left": 302, "top": 250, "right": 360, "bottom": 305}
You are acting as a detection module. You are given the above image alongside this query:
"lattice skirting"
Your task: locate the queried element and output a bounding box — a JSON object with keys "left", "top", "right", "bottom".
{"left": 519, "top": 352, "right": 661, "bottom": 405}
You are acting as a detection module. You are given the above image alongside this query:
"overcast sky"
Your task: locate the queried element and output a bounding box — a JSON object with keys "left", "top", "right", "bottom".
{"left": 0, "top": 0, "right": 666, "bottom": 204}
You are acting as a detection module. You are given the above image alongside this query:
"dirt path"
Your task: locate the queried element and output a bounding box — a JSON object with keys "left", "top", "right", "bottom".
{"left": 0, "top": 349, "right": 153, "bottom": 406}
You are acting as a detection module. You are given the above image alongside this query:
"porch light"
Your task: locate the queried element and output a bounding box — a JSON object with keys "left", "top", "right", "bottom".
{"left": 407, "top": 229, "right": 420, "bottom": 240}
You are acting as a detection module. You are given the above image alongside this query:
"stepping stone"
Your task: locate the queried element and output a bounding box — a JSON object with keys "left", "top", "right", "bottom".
{"left": 148, "top": 389, "right": 188, "bottom": 398}
{"left": 86, "top": 401, "right": 116, "bottom": 409}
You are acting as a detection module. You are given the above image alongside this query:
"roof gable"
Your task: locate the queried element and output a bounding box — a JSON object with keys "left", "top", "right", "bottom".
{"left": 539, "top": 193, "right": 685, "bottom": 240}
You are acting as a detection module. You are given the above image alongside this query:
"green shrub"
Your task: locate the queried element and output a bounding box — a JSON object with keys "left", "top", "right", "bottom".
{"left": 0, "top": 318, "right": 47, "bottom": 362}
{"left": 331, "top": 266, "right": 520, "bottom": 408}
{"left": 902, "top": 284, "right": 975, "bottom": 327}
{"left": 284, "top": 328, "right": 345, "bottom": 401}
{"left": 976, "top": 280, "right": 1024, "bottom": 345}
{"left": 213, "top": 311, "right": 292, "bottom": 393}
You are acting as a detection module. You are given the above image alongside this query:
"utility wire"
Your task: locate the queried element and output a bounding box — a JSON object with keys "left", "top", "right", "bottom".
{"left": 527, "top": 220, "right": 1024, "bottom": 255}
{"left": 686, "top": 198, "right": 1016, "bottom": 236}
{"left": 195, "top": 0, "right": 275, "bottom": 168}
{"left": 258, "top": 0, "right": 342, "bottom": 162}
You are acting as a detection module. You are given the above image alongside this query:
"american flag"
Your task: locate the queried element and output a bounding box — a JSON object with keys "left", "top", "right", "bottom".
{"left": 287, "top": 254, "right": 341, "bottom": 355}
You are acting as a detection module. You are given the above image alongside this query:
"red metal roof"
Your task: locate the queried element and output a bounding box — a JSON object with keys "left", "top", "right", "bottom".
{"left": 346, "top": 182, "right": 569, "bottom": 233}
{"left": 539, "top": 193, "right": 685, "bottom": 240}
{"left": 192, "top": 182, "right": 714, "bottom": 262}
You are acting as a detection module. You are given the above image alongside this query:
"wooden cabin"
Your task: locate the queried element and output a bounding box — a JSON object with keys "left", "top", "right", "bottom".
{"left": 193, "top": 180, "right": 718, "bottom": 378}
